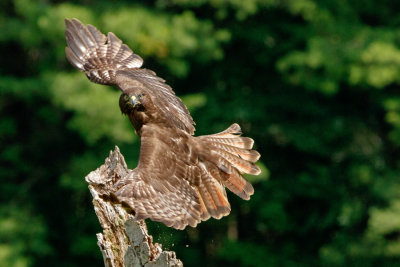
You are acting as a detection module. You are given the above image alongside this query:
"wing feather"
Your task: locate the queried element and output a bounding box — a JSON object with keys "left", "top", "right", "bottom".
{"left": 114, "top": 125, "right": 201, "bottom": 229}
{"left": 65, "top": 18, "right": 195, "bottom": 134}
{"left": 113, "top": 124, "right": 232, "bottom": 229}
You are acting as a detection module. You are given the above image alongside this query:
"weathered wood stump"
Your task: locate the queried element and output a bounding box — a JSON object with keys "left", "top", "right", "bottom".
{"left": 85, "top": 146, "right": 183, "bottom": 267}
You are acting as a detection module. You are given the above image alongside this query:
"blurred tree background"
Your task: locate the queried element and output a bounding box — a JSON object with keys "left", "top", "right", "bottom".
{"left": 2, "top": 0, "right": 400, "bottom": 266}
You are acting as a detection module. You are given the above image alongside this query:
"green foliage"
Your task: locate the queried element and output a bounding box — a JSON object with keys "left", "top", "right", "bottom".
{"left": 0, "top": 207, "right": 50, "bottom": 267}
{"left": 49, "top": 72, "right": 135, "bottom": 144}
{"left": 2, "top": 0, "right": 400, "bottom": 266}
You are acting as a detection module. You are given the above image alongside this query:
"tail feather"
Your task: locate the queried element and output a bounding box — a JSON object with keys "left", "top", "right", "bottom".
{"left": 195, "top": 187, "right": 211, "bottom": 221}
{"left": 199, "top": 123, "right": 260, "bottom": 200}
{"left": 215, "top": 150, "right": 260, "bottom": 175}
{"left": 197, "top": 163, "right": 231, "bottom": 220}
{"left": 65, "top": 18, "right": 143, "bottom": 85}
{"left": 200, "top": 124, "right": 254, "bottom": 149}
{"left": 204, "top": 137, "right": 254, "bottom": 149}
{"left": 207, "top": 123, "right": 242, "bottom": 137}
{"left": 198, "top": 181, "right": 219, "bottom": 217}
{"left": 209, "top": 142, "right": 260, "bottom": 162}
{"left": 221, "top": 169, "right": 254, "bottom": 200}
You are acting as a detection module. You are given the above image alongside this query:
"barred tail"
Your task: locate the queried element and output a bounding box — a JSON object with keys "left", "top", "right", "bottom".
{"left": 65, "top": 18, "right": 143, "bottom": 85}
{"left": 199, "top": 123, "right": 261, "bottom": 201}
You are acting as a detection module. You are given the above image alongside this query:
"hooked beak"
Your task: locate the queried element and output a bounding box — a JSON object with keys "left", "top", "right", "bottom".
{"left": 130, "top": 95, "right": 139, "bottom": 106}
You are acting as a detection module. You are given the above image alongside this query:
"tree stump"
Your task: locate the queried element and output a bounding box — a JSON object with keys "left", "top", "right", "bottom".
{"left": 85, "top": 146, "right": 183, "bottom": 267}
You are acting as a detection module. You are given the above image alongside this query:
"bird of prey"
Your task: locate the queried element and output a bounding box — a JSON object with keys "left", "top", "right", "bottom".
{"left": 65, "top": 18, "right": 261, "bottom": 230}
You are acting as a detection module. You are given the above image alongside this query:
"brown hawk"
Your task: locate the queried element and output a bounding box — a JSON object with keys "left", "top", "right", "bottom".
{"left": 65, "top": 18, "right": 261, "bottom": 230}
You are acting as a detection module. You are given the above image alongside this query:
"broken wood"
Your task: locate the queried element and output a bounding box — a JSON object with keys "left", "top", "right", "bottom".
{"left": 85, "top": 146, "right": 183, "bottom": 267}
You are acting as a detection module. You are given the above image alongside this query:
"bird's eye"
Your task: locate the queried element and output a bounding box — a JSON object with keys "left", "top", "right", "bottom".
{"left": 122, "top": 94, "right": 129, "bottom": 101}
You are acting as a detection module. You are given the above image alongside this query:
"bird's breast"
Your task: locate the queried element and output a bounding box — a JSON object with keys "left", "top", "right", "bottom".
{"left": 128, "top": 110, "right": 148, "bottom": 135}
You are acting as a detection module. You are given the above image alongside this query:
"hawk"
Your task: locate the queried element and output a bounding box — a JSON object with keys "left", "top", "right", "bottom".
{"left": 65, "top": 18, "right": 261, "bottom": 230}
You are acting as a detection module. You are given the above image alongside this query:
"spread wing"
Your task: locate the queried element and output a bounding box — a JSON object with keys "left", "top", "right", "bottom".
{"left": 113, "top": 124, "right": 205, "bottom": 229}
{"left": 65, "top": 18, "right": 195, "bottom": 134}
{"left": 113, "top": 123, "right": 259, "bottom": 230}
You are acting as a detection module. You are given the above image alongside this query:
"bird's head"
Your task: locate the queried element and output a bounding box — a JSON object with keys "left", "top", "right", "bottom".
{"left": 119, "top": 93, "right": 145, "bottom": 114}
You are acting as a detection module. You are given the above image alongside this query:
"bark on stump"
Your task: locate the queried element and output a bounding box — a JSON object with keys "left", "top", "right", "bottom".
{"left": 85, "top": 146, "right": 183, "bottom": 267}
